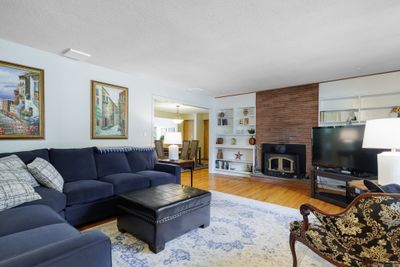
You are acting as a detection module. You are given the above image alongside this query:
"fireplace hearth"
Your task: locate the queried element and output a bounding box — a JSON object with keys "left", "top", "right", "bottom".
{"left": 262, "top": 144, "right": 307, "bottom": 178}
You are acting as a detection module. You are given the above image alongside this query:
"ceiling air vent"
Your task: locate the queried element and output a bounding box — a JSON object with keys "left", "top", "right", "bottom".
{"left": 63, "top": 48, "right": 91, "bottom": 61}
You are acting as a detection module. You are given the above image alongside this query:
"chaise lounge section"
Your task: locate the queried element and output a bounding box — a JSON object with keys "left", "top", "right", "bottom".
{"left": 0, "top": 146, "right": 181, "bottom": 267}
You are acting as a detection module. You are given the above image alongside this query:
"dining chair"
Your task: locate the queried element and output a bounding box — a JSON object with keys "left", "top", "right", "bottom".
{"left": 154, "top": 140, "right": 165, "bottom": 159}
{"left": 189, "top": 140, "right": 199, "bottom": 162}
{"left": 180, "top": 140, "right": 190, "bottom": 160}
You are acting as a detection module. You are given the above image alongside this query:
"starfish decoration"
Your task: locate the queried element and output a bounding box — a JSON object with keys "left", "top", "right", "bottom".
{"left": 235, "top": 151, "right": 243, "bottom": 160}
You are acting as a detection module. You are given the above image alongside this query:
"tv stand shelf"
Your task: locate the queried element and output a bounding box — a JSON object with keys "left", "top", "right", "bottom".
{"left": 311, "top": 168, "right": 376, "bottom": 208}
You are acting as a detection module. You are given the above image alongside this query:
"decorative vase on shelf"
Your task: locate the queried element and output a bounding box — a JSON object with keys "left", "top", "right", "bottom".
{"left": 248, "top": 128, "right": 255, "bottom": 134}
{"left": 216, "top": 137, "right": 224, "bottom": 144}
{"left": 243, "top": 108, "right": 249, "bottom": 116}
{"left": 231, "top": 138, "right": 237, "bottom": 145}
{"left": 217, "top": 149, "right": 224, "bottom": 159}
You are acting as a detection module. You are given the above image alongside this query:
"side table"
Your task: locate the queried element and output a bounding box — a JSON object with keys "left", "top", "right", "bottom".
{"left": 158, "top": 159, "right": 195, "bottom": 187}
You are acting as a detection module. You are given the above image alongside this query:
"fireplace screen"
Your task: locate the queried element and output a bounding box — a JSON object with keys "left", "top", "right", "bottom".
{"left": 268, "top": 156, "right": 295, "bottom": 174}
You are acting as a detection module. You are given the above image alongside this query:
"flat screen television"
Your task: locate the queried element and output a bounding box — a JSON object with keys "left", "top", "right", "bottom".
{"left": 312, "top": 125, "right": 383, "bottom": 175}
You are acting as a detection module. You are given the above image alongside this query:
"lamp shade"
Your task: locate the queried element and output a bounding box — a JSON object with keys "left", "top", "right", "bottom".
{"left": 164, "top": 132, "right": 182, "bottom": 145}
{"left": 362, "top": 118, "right": 400, "bottom": 149}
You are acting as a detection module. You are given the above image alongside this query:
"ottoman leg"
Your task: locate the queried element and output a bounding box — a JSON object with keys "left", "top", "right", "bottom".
{"left": 149, "top": 242, "right": 165, "bottom": 254}
{"left": 200, "top": 221, "right": 210, "bottom": 228}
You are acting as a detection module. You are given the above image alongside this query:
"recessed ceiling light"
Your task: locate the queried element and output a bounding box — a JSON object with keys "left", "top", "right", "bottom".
{"left": 63, "top": 48, "right": 91, "bottom": 61}
{"left": 187, "top": 87, "right": 204, "bottom": 92}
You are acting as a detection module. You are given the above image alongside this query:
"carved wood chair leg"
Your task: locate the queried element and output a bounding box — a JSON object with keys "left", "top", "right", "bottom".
{"left": 289, "top": 233, "right": 298, "bottom": 267}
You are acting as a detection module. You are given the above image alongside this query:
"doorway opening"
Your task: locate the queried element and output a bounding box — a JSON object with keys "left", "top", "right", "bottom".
{"left": 153, "top": 97, "right": 209, "bottom": 167}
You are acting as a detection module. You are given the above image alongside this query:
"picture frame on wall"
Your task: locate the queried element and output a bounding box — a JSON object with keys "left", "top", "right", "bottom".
{"left": 0, "top": 60, "right": 45, "bottom": 139}
{"left": 91, "top": 80, "right": 128, "bottom": 139}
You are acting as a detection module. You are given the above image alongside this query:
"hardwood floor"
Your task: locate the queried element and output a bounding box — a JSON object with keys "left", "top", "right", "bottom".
{"left": 82, "top": 169, "right": 343, "bottom": 230}
{"left": 184, "top": 169, "right": 344, "bottom": 214}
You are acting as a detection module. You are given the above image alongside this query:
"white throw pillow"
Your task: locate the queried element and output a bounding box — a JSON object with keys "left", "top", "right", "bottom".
{"left": 0, "top": 170, "right": 41, "bottom": 212}
{"left": 0, "top": 155, "right": 39, "bottom": 187}
{"left": 27, "top": 157, "right": 64, "bottom": 192}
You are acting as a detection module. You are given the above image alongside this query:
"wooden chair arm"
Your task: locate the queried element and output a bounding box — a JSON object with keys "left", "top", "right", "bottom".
{"left": 299, "top": 204, "right": 316, "bottom": 232}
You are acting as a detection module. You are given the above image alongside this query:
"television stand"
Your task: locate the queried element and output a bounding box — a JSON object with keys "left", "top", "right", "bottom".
{"left": 311, "top": 168, "right": 377, "bottom": 208}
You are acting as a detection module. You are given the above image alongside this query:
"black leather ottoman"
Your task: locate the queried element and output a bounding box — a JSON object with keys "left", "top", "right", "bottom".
{"left": 117, "top": 183, "right": 211, "bottom": 253}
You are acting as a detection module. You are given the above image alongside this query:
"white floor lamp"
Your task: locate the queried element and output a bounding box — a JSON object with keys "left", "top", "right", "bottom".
{"left": 164, "top": 132, "right": 182, "bottom": 161}
{"left": 362, "top": 118, "right": 400, "bottom": 185}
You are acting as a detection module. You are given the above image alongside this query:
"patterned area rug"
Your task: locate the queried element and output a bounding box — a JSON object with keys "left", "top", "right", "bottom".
{"left": 90, "top": 191, "right": 332, "bottom": 267}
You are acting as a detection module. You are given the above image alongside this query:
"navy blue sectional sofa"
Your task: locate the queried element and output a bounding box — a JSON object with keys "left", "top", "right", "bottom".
{"left": 0, "top": 147, "right": 181, "bottom": 267}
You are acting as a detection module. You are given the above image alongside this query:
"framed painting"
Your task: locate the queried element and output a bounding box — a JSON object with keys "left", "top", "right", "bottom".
{"left": 91, "top": 80, "right": 128, "bottom": 139}
{"left": 0, "top": 60, "right": 44, "bottom": 139}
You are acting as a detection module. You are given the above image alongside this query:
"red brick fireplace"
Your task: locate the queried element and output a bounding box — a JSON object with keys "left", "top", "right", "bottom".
{"left": 256, "top": 83, "right": 319, "bottom": 177}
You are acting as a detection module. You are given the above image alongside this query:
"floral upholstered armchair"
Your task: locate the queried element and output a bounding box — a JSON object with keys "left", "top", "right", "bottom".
{"left": 289, "top": 193, "right": 400, "bottom": 267}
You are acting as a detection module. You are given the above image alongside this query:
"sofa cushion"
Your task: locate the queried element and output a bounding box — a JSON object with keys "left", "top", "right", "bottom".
{"left": 0, "top": 223, "right": 79, "bottom": 262}
{"left": 0, "top": 205, "right": 65, "bottom": 237}
{"left": 0, "top": 149, "right": 49, "bottom": 164}
{"left": 136, "top": 170, "right": 177, "bottom": 186}
{"left": 0, "top": 171, "right": 41, "bottom": 212}
{"left": 99, "top": 173, "right": 150, "bottom": 194}
{"left": 95, "top": 152, "right": 131, "bottom": 177}
{"left": 18, "top": 186, "right": 67, "bottom": 213}
{"left": 28, "top": 157, "right": 64, "bottom": 192}
{"left": 63, "top": 180, "right": 114, "bottom": 206}
{"left": 0, "top": 155, "right": 39, "bottom": 187}
{"left": 125, "top": 148, "right": 157, "bottom": 173}
{"left": 49, "top": 147, "right": 97, "bottom": 182}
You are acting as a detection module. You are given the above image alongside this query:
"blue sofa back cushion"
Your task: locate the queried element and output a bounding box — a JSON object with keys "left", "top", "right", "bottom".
{"left": 125, "top": 149, "right": 157, "bottom": 173}
{"left": 18, "top": 186, "right": 67, "bottom": 213}
{"left": 95, "top": 152, "right": 131, "bottom": 177}
{"left": 0, "top": 149, "right": 49, "bottom": 164}
{"left": 49, "top": 147, "right": 97, "bottom": 182}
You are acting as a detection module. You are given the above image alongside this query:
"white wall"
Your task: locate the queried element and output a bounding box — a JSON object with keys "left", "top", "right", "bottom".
{"left": 0, "top": 38, "right": 213, "bottom": 152}
{"left": 320, "top": 71, "right": 400, "bottom": 98}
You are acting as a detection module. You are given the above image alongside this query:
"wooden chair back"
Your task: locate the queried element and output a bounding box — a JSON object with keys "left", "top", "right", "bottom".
{"left": 180, "top": 140, "right": 190, "bottom": 160}
{"left": 154, "top": 140, "right": 165, "bottom": 159}
{"left": 189, "top": 140, "right": 199, "bottom": 161}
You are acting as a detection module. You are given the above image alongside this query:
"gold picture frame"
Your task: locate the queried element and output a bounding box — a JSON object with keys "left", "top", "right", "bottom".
{"left": 91, "top": 80, "right": 128, "bottom": 139}
{"left": 0, "top": 60, "right": 45, "bottom": 139}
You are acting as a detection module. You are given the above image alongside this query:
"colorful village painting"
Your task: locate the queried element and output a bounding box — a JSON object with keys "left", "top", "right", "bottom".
{"left": 0, "top": 61, "right": 44, "bottom": 139}
{"left": 91, "top": 81, "right": 128, "bottom": 139}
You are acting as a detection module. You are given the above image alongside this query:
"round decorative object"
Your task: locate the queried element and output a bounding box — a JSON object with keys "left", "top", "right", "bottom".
{"left": 243, "top": 109, "right": 249, "bottom": 116}
{"left": 249, "top": 136, "right": 256, "bottom": 145}
{"left": 218, "top": 112, "right": 225, "bottom": 118}
{"left": 231, "top": 138, "right": 237, "bottom": 145}
{"left": 216, "top": 137, "right": 224, "bottom": 144}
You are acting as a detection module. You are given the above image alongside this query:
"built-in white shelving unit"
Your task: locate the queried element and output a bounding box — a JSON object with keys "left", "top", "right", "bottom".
{"left": 319, "top": 92, "right": 400, "bottom": 126}
{"left": 214, "top": 106, "right": 256, "bottom": 176}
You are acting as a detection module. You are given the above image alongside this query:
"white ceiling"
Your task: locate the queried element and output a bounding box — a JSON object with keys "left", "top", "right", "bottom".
{"left": 1, "top": 1, "right": 400, "bottom": 97}
{"left": 154, "top": 99, "right": 208, "bottom": 114}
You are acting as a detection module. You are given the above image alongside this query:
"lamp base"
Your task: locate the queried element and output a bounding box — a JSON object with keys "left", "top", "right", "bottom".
{"left": 168, "top": 145, "right": 179, "bottom": 161}
{"left": 378, "top": 151, "right": 400, "bottom": 185}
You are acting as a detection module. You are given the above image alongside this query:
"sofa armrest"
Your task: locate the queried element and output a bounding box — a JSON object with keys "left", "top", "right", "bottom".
{"left": 0, "top": 230, "right": 111, "bottom": 267}
{"left": 154, "top": 163, "right": 181, "bottom": 184}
